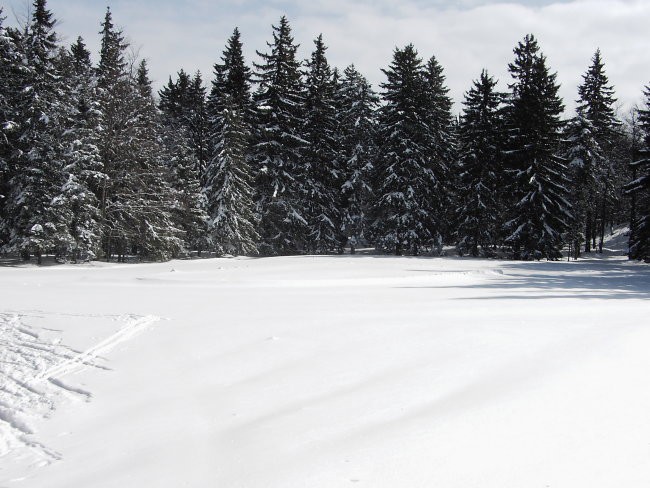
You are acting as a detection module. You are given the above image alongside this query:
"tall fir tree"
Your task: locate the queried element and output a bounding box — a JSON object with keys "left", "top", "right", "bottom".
{"left": 338, "top": 64, "right": 379, "bottom": 253}
{"left": 96, "top": 7, "right": 132, "bottom": 259}
{"left": 0, "top": 9, "right": 23, "bottom": 248}
{"left": 129, "top": 60, "right": 185, "bottom": 260}
{"left": 205, "top": 99, "right": 259, "bottom": 255}
{"left": 159, "top": 69, "right": 191, "bottom": 124}
{"left": 162, "top": 125, "right": 209, "bottom": 255}
{"left": 204, "top": 27, "right": 258, "bottom": 254}
{"left": 158, "top": 69, "right": 208, "bottom": 180}
{"left": 422, "top": 55, "right": 455, "bottom": 251}
{"left": 503, "top": 34, "right": 570, "bottom": 260}
{"left": 2, "top": 0, "right": 66, "bottom": 263}
{"left": 372, "top": 44, "right": 436, "bottom": 255}
{"left": 187, "top": 71, "right": 208, "bottom": 178}
{"left": 575, "top": 49, "right": 619, "bottom": 252}
{"left": 51, "top": 37, "right": 104, "bottom": 260}
{"left": 96, "top": 9, "right": 182, "bottom": 260}
{"left": 455, "top": 70, "right": 506, "bottom": 257}
{"left": 302, "top": 34, "right": 340, "bottom": 253}
{"left": 252, "top": 16, "right": 308, "bottom": 255}
{"left": 158, "top": 70, "right": 209, "bottom": 255}
{"left": 563, "top": 114, "right": 604, "bottom": 258}
{"left": 626, "top": 86, "right": 650, "bottom": 261}
{"left": 207, "top": 27, "right": 252, "bottom": 119}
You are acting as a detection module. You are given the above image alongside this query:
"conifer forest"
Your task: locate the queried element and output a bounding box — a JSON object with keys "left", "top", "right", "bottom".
{"left": 1, "top": 0, "right": 649, "bottom": 264}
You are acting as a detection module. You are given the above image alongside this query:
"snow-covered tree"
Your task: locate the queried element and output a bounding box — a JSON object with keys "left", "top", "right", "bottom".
{"left": 2, "top": 0, "right": 67, "bottom": 263}
{"left": 372, "top": 44, "right": 437, "bottom": 255}
{"left": 252, "top": 16, "right": 308, "bottom": 255}
{"left": 207, "top": 27, "right": 252, "bottom": 121}
{"left": 302, "top": 34, "right": 340, "bottom": 253}
{"left": 158, "top": 69, "right": 208, "bottom": 179}
{"left": 161, "top": 126, "right": 209, "bottom": 256}
{"left": 337, "top": 64, "right": 378, "bottom": 254}
{"left": 205, "top": 100, "right": 259, "bottom": 255}
{"left": 422, "top": 54, "right": 455, "bottom": 251}
{"left": 0, "top": 9, "right": 23, "bottom": 248}
{"left": 96, "top": 10, "right": 182, "bottom": 261}
{"left": 503, "top": 34, "right": 570, "bottom": 260}
{"left": 576, "top": 49, "right": 619, "bottom": 252}
{"left": 49, "top": 37, "right": 105, "bottom": 261}
{"left": 204, "top": 26, "right": 258, "bottom": 255}
{"left": 563, "top": 115, "right": 604, "bottom": 258}
{"left": 626, "top": 86, "right": 650, "bottom": 261}
{"left": 455, "top": 70, "right": 505, "bottom": 257}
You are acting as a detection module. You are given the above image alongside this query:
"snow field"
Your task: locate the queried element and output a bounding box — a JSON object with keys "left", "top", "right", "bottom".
{"left": 0, "top": 252, "right": 649, "bottom": 487}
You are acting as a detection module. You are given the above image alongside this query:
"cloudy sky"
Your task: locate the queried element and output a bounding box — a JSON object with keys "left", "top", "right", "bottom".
{"left": 5, "top": 0, "right": 650, "bottom": 114}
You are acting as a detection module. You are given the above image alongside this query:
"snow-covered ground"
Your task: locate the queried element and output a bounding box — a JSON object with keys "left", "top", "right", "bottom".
{"left": 1, "top": 238, "right": 649, "bottom": 487}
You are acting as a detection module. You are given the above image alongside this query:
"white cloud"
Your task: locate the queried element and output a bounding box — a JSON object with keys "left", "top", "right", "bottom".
{"left": 7, "top": 0, "right": 650, "bottom": 115}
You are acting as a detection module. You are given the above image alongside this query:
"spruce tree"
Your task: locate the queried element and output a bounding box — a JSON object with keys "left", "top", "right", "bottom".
{"left": 208, "top": 27, "right": 252, "bottom": 119}
{"left": 252, "top": 16, "right": 307, "bottom": 255}
{"left": 503, "top": 34, "right": 570, "bottom": 260}
{"left": 129, "top": 60, "right": 185, "bottom": 260}
{"left": 159, "top": 70, "right": 209, "bottom": 255}
{"left": 52, "top": 37, "right": 104, "bottom": 260}
{"left": 338, "top": 64, "right": 378, "bottom": 253}
{"left": 576, "top": 49, "right": 619, "bottom": 252}
{"left": 2, "top": 0, "right": 66, "bottom": 263}
{"left": 455, "top": 70, "right": 505, "bottom": 257}
{"left": 204, "top": 27, "right": 258, "bottom": 254}
{"left": 187, "top": 71, "right": 208, "bottom": 178}
{"left": 626, "top": 86, "right": 650, "bottom": 261}
{"left": 563, "top": 114, "right": 604, "bottom": 258}
{"left": 159, "top": 69, "right": 191, "bottom": 124}
{"left": 205, "top": 99, "right": 259, "bottom": 255}
{"left": 422, "top": 55, "right": 455, "bottom": 252}
{"left": 96, "top": 9, "right": 182, "bottom": 261}
{"left": 159, "top": 69, "right": 208, "bottom": 180}
{"left": 162, "top": 124, "right": 209, "bottom": 255}
{"left": 0, "top": 9, "right": 22, "bottom": 248}
{"left": 372, "top": 44, "right": 435, "bottom": 255}
{"left": 302, "top": 34, "right": 340, "bottom": 253}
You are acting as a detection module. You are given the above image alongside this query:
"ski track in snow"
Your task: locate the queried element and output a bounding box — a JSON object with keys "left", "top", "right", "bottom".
{"left": 0, "top": 312, "right": 160, "bottom": 470}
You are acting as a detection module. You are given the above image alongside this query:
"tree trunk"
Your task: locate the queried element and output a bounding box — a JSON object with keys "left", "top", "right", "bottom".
{"left": 585, "top": 211, "right": 592, "bottom": 253}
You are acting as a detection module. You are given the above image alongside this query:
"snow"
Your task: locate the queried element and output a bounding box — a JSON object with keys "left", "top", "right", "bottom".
{"left": 1, "top": 241, "right": 649, "bottom": 487}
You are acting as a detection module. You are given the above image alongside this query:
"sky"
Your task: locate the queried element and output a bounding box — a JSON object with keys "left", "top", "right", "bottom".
{"left": 4, "top": 0, "right": 650, "bottom": 115}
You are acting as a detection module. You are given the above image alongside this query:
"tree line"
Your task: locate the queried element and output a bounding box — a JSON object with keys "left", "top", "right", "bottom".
{"left": 1, "top": 1, "right": 648, "bottom": 263}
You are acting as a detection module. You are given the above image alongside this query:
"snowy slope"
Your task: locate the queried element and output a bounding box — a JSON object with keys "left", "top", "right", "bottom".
{"left": 1, "top": 250, "right": 649, "bottom": 487}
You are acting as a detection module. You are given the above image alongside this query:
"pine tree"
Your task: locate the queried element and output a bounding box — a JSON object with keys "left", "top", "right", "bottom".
{"left": 159, "top": 69, "right": 208, "bottom": 180}
{"left": 372, "top": 44, "right": 436, "bottom": 255}
{"left": 338, "top": 64, "right": 378, "bottom": 254}
{"left": 204, "top": 27, "right": 258, "bottom": 254}
{"left": 0, "top": 9, "right": 23, "bottom": 248}
{"left": 2, "top": 0, "right": 66, "bottom": 263}
{"left": 159, "top": 69, "right": 191, "bottom": 124}
{"left": 455, "top": 70, "right": 505, "bottom": 257}
{"left": 503, "top": 34, "right": 570, "bottom": 260}
{"left": 51, "top": 37, "right": 104, "bottom": 261}
{"left": 576, "top": 49, "right": 619, "bottom": 252}
{"left": 422, "top": 55, "right": 455, "bottom": 252}
{"left": 626, "top": 86, "right": 650, "bottom": 261}
{"left": 207, "top": 27, "right": 252, "bottom": 119}
{"left": 159, "top": 71, "right": 209, "bottom": 255}
{"left": 161, "top": 124, "right": 209, "bottom": 255}
{"left": 187, "top": 71, "right": 208, "bottom": 178}
{"left": 302, "top": 34, "right": 340, "bottom": 253}
{"left": 563, "top": 114, "right": 604, "bottom": 258}
{"left": 205, "top": 99, "right": 259, "bottom": 255}
{"left": 96, "top": 9, "right": 182, "bottom": 261}
{"left": 252, "top": 16, "right": 307, "bottom": 255}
